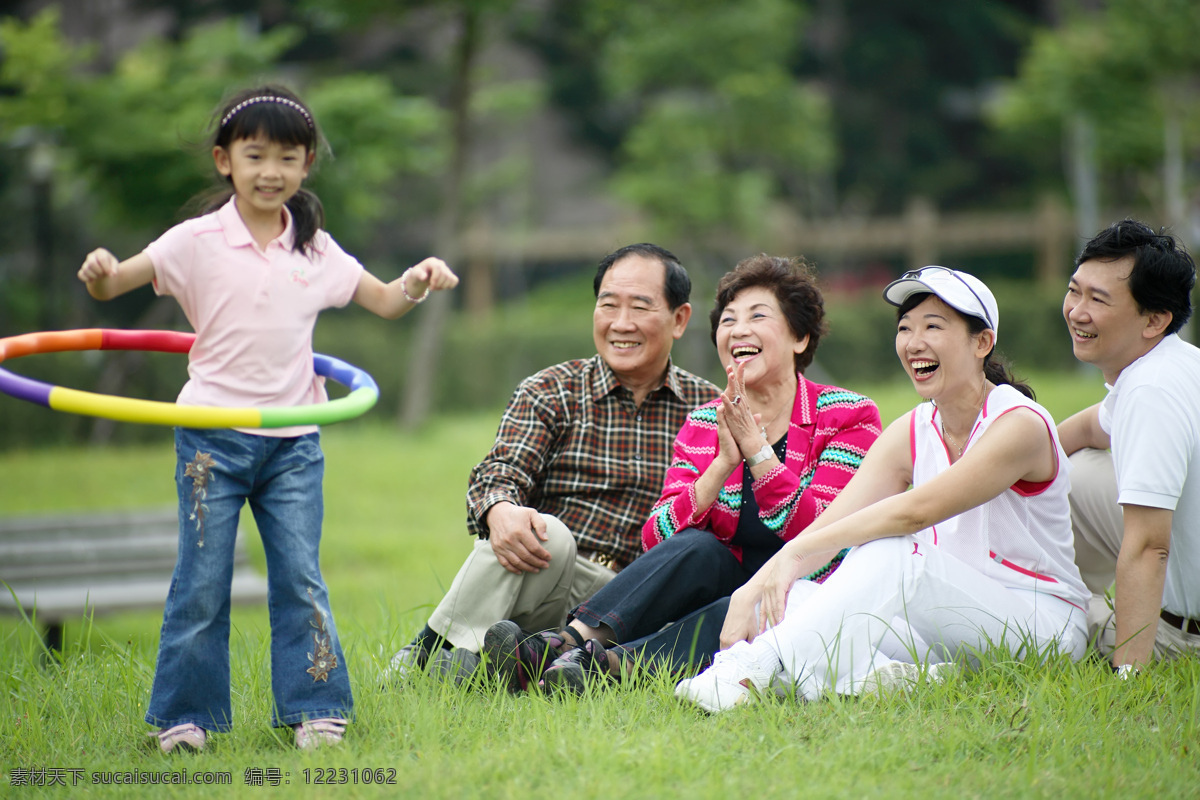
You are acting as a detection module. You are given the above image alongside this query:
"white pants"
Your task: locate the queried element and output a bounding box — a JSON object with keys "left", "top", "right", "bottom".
{"left": 752, "top": 536, "right": 1086, "bottom": 700}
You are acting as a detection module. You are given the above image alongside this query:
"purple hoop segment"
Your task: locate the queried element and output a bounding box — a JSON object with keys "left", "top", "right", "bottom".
{"left": 0, "top": 329, "right": 378, "bottom": 428}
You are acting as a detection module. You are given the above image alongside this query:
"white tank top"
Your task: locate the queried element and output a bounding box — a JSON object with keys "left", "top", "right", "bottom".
{"left": 910, "top": 384, "right": 1088, "bottom": 608}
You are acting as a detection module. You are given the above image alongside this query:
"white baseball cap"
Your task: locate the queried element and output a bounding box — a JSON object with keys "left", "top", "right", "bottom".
{"left": 883, "top": 266, "right": 999, "bottom": 337}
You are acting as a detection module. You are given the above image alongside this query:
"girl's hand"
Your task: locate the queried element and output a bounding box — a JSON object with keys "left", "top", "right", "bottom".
{"left": 720, "top": 586, "right": 762, "bottom": 649}
{"left": 354, "top": 258, "right": 457, "bottom": 318}
{"left": 404, "top": 257, "right": 459, "bottom": 298}
{"left": 78, "top": 248, "right": 119, "bottom": 284}
{"left": 76, "top": 249, "right": 154, "bottom": 300}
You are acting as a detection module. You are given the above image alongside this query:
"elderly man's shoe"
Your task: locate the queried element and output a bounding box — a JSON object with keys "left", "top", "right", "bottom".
{"left": 428, "top": 647, "right": 480, "bottom": 685}
{"left": 380, "top": 643, "right": 429, "bottom": 687}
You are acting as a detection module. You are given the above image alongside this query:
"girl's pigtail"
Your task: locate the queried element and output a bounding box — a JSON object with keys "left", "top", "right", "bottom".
{"left": 287, "top": 188, "right": 325, "bottom": 257}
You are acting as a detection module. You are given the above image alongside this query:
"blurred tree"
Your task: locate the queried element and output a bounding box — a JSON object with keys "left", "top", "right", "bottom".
{"left": 0, "top": 9, "right": 92, "bottom": 332}
{"left": 0, "top": 8, "right": 443, "bottom": 332}
{"left": 991, "top": 0, "right": 1200, "bottom": 236}
{"left": 796, "top": 0, "right": 1043, "bottom": 215}
{"left": 297, "top": 0, "right": 541, "bottom": 426}
{"left": 524, "top": 0, "right": 1045, "bottom": 220}
{"left": 586, "top": 0, "right": 835, "bottom": 259}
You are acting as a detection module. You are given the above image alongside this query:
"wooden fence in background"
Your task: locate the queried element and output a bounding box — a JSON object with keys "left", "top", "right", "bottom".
{"left": 457, "top": 195, "right": 1140, "bottom": 314}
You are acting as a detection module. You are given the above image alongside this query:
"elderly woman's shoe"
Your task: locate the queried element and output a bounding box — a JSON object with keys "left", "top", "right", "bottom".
{"left": 482, "top": 620, "right": 570, "bottom": 692}
{"left": 540, "top": 639, "right": 614, "bottom": 695}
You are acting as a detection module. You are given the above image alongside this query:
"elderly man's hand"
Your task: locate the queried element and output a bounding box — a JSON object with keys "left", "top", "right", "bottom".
{"left": 486, "top": 502, "right": 553, "bottom": 574}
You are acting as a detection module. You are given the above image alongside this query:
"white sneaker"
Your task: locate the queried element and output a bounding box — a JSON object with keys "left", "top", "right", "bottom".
{"left": 294, "top": 717, "right": 347, "bottom": 750}
{"left": 926, "top": 661, "right": 955, "bottom": 684}
{"left": 152, "top": 723, "right": 206, "bottom": 754}
{"left": 860, "top": 660, "right": 954, "bottom": 696}
{"left": 675, "top": 642, "right": 781, "bottom": 713}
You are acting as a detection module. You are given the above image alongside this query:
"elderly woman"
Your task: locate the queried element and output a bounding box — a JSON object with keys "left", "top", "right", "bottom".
{"left": 676, "top": 267, "right": 1089, "bottom": 712}
{"left": 483, "top": 254, "right": 881, "bottom": 692}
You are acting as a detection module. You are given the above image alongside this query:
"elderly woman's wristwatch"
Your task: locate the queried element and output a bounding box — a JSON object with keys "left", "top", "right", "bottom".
{"left": 745, "top": 443, "right": 775, "bottom": 467}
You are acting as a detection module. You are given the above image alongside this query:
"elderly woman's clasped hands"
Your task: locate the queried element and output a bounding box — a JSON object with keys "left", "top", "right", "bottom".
{"left": 713, "top": 361, "right": 773, "bottom": 473}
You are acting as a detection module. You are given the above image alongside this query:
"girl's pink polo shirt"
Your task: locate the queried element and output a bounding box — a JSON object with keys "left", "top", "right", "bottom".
{"left": 144, "top": 198, "right": 363, "bottom": 437}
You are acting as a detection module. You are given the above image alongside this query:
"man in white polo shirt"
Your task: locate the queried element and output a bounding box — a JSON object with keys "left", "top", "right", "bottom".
{"left": 1058, "top": 218, "right": 1200, "bottom": 674}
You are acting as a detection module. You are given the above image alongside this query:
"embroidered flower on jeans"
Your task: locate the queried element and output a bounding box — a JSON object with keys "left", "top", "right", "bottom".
{"left": 306, "top": 588, "right": 338, "bottom": 682}
{"left": 184, "top": 451, "right": 216, "bottom": 548}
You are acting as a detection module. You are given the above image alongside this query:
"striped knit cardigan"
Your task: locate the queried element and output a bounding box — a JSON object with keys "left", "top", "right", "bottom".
{"left": 642, "top": 375, "right": 881, "bottom": 564}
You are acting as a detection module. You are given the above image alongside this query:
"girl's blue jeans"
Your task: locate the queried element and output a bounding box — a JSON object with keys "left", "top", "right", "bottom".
{"left": 145, "top": 427, "right": 353, "bottom": 732}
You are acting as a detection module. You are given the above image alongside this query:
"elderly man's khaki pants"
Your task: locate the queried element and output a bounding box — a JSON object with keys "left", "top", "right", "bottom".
{"left": 428, "top": 514, "right": 617, "bottom": 651}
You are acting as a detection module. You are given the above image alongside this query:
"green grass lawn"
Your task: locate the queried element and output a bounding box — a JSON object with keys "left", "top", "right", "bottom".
{"left": 4, "top": 372, "right": 1198, "bottom": 798}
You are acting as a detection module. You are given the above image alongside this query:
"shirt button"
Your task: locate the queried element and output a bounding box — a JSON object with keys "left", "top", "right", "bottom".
{"left": 636, "top": 415, "right": 642, "bottom": 421}
{"left": 633, "top": 454, "right": 642, "bottom": 461}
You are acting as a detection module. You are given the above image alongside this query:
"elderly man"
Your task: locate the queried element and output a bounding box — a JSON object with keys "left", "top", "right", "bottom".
{"left": 1058, "top": 219, "right": 1200, "bottom": 674}
{"left": 384, "top": 244, "right": 718, "bottom": 682}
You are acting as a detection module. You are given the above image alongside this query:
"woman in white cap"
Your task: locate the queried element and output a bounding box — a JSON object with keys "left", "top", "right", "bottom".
{"left": 676, "top": 266, "right": 1089, "bottom": 712}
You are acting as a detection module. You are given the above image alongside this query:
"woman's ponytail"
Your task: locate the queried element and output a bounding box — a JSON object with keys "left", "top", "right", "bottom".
{"left": 983, "top": 353, "right": 1034, "bottom": 400}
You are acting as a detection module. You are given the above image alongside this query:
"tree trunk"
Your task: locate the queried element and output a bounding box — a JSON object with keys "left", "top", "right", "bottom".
{"left": 1163, "top": 95, "right": 1185, "bottom": 238}
{"left": 30, "top": 141, "right": 57, "bottom": 332}
{"left": 398, "top": 5, "right": 479, "bottom": 429}
{"left": 1069, "top": 114, "right": 1099, "bottom": 238}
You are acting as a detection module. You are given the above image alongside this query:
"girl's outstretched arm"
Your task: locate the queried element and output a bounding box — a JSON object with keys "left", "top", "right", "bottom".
{"left": 78, "top": 249, "right": 155, "bottom": 300}
{"left": 353, "top": 257, "right": 458, "bottom": 319}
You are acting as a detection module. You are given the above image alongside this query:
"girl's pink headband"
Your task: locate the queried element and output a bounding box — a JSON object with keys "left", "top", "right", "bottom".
{"left": 220, "top": 95, "right": 314, "bottom": 130}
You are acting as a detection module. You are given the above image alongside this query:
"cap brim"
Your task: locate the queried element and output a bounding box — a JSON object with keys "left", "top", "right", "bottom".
{"left": 883, "top": 277, "right": 935, "bottom": 307}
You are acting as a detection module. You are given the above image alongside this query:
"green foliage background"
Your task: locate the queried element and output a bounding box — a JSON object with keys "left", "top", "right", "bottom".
{"left": 2, "top": 0, "right": 1199, "bottom": 448}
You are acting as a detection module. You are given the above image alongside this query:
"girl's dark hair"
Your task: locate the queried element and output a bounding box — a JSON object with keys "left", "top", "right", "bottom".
{"left": 709, "top": 254, "right": 827, "bottom": 373}
{"left": 897, "top": 292, "right": 1035, "bottom": 400}
{"left": 197, "top": 84, "right": 328, "bottom": 256}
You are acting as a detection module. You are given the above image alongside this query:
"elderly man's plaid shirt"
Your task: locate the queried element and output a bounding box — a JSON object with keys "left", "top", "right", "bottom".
{"left": 466, "top": 355, "right": 718, "bottom": 567}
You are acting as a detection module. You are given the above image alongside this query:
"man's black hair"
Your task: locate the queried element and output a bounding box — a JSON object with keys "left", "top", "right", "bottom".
{"left": 594, "top": 244, "right": 690, "bottom": 310}
{"left": 1076, "top": 218, "right": 1195, "bottom": 335}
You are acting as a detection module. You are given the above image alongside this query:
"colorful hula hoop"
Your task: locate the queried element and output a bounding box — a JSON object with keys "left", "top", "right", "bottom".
{"left": 0, "top": 329, "right": 379, "bottom": 428}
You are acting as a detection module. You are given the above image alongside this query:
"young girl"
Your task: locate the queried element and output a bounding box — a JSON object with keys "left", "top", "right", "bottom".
{"left": 77, "top": 85, "right": 458, "bottom": 750}
{"left": 676, "top": 267, "right": 1088, "bottom": 712}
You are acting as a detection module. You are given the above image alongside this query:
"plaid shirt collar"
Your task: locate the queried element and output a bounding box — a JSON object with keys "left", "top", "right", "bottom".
{"left": 591, "top": 354, "right": 687, "bottom": 404}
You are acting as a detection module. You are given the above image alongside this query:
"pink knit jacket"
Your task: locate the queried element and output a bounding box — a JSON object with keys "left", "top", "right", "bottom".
{"left": 642, "top": 376, "right": 881, "bottom": 562}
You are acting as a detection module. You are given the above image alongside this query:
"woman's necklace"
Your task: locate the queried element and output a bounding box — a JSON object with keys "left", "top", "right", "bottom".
{"left": 759, "top": 402, "right": 791, "bottom": 441}
{"left": 942, "top": 425, "right": 967, "bottom": 458}
{"left": 939, "top": 386, "right": 987, "bottom": 458}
